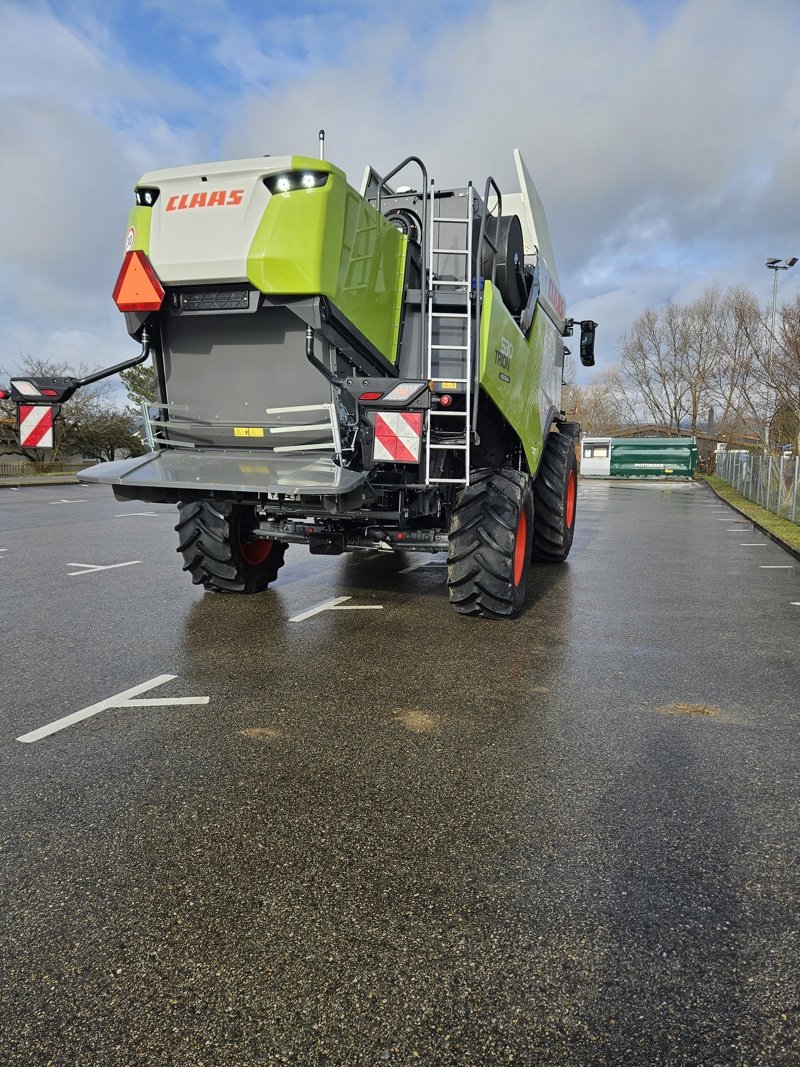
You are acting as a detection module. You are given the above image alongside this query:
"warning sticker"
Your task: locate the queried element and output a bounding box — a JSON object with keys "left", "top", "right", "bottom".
{"left": 372, "top": 411, "right": 423, "bottom": 463}
{"left": 234, "top": 427, "right": 265, "bottom": 438}
{"left": 19, "top": 405, "right": 55, "bottom": 449}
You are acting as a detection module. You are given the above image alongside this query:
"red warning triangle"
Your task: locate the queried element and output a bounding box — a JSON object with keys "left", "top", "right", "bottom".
{"left": 112, "top": 250, "right": 165, "bottom": 312}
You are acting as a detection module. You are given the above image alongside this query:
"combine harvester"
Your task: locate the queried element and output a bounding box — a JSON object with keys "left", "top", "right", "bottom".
{"left": 3, "top": 138, "right": 596, "bottom": 618}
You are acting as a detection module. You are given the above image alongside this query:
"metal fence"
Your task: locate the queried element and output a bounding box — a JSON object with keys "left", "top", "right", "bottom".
{"left": 0, "top": 460, "right": 86, "bottom": 478}
{"left": 715, "top": 450, "right": 799, "bottom": 524}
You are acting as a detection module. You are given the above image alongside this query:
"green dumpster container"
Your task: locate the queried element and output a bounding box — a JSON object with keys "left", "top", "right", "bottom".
{"left": 609, "top": 437, "right": 698, "bottom": 478}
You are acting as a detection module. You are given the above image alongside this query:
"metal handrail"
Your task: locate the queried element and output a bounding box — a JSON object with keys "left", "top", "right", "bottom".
{"left": 474, "top": 177, "right": 503, "bottom": 426}
{"left": 373, "top": 156, "right": 429, "bottom": 370}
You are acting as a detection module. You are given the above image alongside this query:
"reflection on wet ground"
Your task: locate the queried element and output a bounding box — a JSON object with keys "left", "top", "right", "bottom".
{"left": 2, "top": 481, "right": 799, "bottom": 1063}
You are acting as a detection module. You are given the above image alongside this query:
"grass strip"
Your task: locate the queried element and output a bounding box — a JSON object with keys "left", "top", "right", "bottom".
{"left": 701, "top": 474, "right": 800, "bottom": 555}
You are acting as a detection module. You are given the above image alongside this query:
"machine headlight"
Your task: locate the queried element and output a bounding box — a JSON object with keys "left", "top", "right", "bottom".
{"left": 264, "top": 171, "right": 329, "bottom": 194}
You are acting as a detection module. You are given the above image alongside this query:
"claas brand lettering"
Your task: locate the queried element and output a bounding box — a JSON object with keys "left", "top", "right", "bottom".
{"left": 165, "top": 189, "right": 245, "bottom": 210}
{"left": 6, "top": 140, "right": 597, "bottom": 618}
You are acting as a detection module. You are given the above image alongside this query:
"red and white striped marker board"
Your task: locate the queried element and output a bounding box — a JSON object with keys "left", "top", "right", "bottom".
{"left": 373, "top": 411, "right": 423, "bottom": 463}
{"left": 19, "top": 405, "right": 55, "bottom": 449}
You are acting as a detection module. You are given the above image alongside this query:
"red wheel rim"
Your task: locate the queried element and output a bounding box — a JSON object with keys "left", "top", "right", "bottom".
{"left": 513, "top": 509, "right": 527, "bottom": 587}
{"left": 565, "top": 470, "right": 576, "bottom": 529}
{"left": 237, "top": 512, "right": 273, "bottom": 566}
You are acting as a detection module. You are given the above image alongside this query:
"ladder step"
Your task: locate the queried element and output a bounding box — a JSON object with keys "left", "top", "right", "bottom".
{"left": 430, "top": 312, "right": 469, "bottom": 319}
{"left": 433, "top": 216, "right": 470, "bottom": 224}
{"left": 429, "top": 443, "right": 468, "bottom": 451}
{"left": 433, "top": 248, "right": 468, "bottom": 255}
{"left": 430, "top": 344, "right": 468, "bottom": 351}
{"left": 431, "top": 410, "right": 469, "bottom": 417}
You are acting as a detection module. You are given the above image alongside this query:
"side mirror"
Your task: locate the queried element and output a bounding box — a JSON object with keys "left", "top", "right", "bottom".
{"left": 579, "top": 320, "right": 597, "bottom": 366}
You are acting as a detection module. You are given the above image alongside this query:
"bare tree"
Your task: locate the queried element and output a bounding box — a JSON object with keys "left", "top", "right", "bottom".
{"left": 564, "top": 370, "right": 628, "bottom": 436}
{"left": 774, "top": 294, "right": 800, "bottom": 450}
{"left": 617, "top": 303, "right": 692, "bottom": 431}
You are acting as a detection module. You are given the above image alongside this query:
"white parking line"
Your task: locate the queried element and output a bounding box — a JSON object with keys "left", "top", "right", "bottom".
{"left": 50, "top": 499, "right": 87, "bottom": 504}
{"left": 289, "top": 595, "right": 384, "bottom": 622}
{"left": 16, "top": 675, "right": 210, "bottom": 743}
{"left": 115, "top": 512, "right": 158, "bottom": 517}
{"left": 67, "top": 561, "right": 142, "bottom": 576}
{"left": 759, "top": 565, "right": 793, "bottom": 569}
{"left": 740, "top": 543, "right": 765, "bottom": 547}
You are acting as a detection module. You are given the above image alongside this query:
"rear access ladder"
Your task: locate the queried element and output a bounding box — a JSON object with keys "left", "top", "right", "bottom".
{"left": 424, "top": 182, "right": 475, "bottom": 487}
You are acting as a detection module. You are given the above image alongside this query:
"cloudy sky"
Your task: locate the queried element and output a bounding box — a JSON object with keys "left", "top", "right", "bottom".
{"left": 2, "top": 0, "right": 800, "bottom": 384}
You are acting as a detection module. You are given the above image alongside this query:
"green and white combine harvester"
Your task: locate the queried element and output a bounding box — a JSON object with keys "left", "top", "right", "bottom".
{"left": 5, "top": 140, "right": 596, "bottom": 618}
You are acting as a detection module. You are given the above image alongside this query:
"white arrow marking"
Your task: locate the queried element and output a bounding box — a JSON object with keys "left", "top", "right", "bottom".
{"left": 16, "top": 675, "right": 209, "bottom": 743}
{"left": 289, "top": 595, "right": 384, "bottom": 622}
{"left": 67, "top": 561, "right": 142, "bottom": 576}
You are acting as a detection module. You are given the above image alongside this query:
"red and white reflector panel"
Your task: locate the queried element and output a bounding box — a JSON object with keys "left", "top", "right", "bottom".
{"left": 112, "top": 250, "right": 165, "bottom": 312}
{"left": 372, "top": 411, "right": 423, "bottom": 463}
{"left": 19, "top": 405, "right": 55, "bottom": 449}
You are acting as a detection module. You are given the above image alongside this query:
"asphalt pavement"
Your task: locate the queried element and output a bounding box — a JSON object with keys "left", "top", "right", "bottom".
{"left": 1, "top": 479, "right": 798, "bottom": 1065}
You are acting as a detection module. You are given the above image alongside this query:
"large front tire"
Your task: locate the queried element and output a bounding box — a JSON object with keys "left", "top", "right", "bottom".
{"left": 532, "top": 430, "right": 578, "bottom": 562}
{"left": 447, "top": 468, "right": 533, "bottom": 619}
{"left": 175, "top": 500, "right": 286, "bottom": 593}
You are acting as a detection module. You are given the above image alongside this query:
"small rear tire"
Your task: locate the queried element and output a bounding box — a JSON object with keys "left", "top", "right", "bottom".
{"left": 532, "top": 430, "right": 578, "bottom": 562}
{"left": 447, "top": 468, "right": 533, "bottom": 619}
{"left": 175, "top": 500, "right": 286, "bottom": 593}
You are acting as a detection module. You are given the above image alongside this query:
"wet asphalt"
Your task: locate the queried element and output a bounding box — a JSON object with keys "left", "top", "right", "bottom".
{"left": 1, "top": 479, "right": 798, "bottom": 1066}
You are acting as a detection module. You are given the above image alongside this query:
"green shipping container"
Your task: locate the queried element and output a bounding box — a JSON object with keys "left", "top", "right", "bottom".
{"left": 610, "top": 437, "right": 698, "bottom": 478}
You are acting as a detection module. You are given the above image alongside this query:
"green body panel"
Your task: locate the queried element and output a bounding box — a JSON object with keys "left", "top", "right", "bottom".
{"left": 610, "top": 438, "right": 698, "bottom": 477}
{"left": 246, "top": 158, "right": 407, "bottom": 362}
{"left": 479, "top": 283, "right": 547, "bottom": 476}
{"left": 125, "top": 205, "right": 152, "bottom": 255}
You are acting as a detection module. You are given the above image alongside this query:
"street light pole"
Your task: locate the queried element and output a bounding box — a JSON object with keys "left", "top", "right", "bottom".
{"left": 764, "top": 257, "right": 798, "bottom": 451}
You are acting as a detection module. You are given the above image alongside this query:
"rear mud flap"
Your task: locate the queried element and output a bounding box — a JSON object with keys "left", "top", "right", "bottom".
{"left": 78, "top": 450, "right": 368, "bottom": 502}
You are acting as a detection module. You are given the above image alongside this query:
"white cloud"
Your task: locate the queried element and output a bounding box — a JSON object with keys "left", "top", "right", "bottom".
{"left": 1, "top": 0, "right": 800, "bottom": 384}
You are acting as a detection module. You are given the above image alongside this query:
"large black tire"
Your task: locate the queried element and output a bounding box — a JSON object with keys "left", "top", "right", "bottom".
{"left": 175, "top": 500, "right": 286, "bottom": 593}
{"left": 532, "top": 431, "right": 578, "bottom": 562}
{"left": 447, "top": 468, "right": 534, "bottom": 619}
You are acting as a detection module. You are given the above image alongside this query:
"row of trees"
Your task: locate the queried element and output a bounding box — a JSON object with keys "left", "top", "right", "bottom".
{"left": 0, "top": 357, "right": 156, "bottom": 464}
{"left": 566, "top": 286, "right": 800, "bottom": 451}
